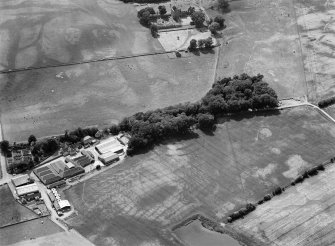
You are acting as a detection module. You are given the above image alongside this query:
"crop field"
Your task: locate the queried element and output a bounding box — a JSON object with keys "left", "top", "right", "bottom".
{"left": 0, "top": 218, "right": 63, "bottom": 245}
{"left": 0, "top": 52, "right": 217, "bottom": 141}
{"left": 233, "top": 162, "right": 335, "bottom": 246}
{"left": 64, "top": 106, "right": 335, "bottom": 246}
{"left": 0, "top": 0, "right": 163, "bottom": 71}
{"left": 0, "top": 184, "right": 39, "bottom": 228}
{"left": 205, "top": 0, "right": 307, "bottom": 99}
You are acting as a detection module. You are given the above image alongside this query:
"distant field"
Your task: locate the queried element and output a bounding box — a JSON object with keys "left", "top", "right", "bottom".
{"left": 0, "top": 51, "right": 217, "bottom": 141}
{"left": 9, "top": 230, "right": 93, "bottom": 246}
{"left": 233, "top": 162, "right": 335, "bottom": 246}
{"left": 294, "top": 0, "right": 335, "bottom": 102}
{"left": 0, "top": 184, "right": 39, "bottom": 228}
{"left": 206, "top": 0, "right": 307, "bottom": 99}
{"left": 64, "top": 106, "right": 335, "bottom": 246}
{"left": 0, "top": 218, "right": 63, "bottom": 245}
{"left": 0, "top": 0, "right": 163, "bottom": 71}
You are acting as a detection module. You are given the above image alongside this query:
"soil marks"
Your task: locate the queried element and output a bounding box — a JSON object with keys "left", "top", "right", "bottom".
{"left": 64, "top": 106, "right": 335, "bottom": 246}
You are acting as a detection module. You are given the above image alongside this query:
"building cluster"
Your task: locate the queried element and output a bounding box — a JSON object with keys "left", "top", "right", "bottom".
{"left": 33, "top": 136, "right": 126, "bottom": 188}
{"left": 47, "top": 188, "right": 71, "bottom": 215}
{"left": 34, "top": 159, "right": 84, "bottom": 185}
{"left": 12, "top": 174, "right": 41, "bottom": 202}
{"left": 95, "top": 138, "right": 123, "bottom": 166}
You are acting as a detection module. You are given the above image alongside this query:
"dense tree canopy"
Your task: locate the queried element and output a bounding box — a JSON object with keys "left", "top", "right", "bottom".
{"left": 191, "top": 11, "right": 206, "bottom": 28}
{"left": 121, "top": 74, "right": 278, "bottom": 155}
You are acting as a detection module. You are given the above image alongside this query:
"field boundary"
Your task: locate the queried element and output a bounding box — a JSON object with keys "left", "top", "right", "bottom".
{"left": 0, "top": 214, "right": 49, "bottom": 229}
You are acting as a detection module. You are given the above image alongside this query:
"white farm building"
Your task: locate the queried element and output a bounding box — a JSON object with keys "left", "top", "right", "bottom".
{"left": 95, "top": 138, "right": 124, "bottom": 155}
{"left": 98, "top": 152, "right": 120, "bottom": 166}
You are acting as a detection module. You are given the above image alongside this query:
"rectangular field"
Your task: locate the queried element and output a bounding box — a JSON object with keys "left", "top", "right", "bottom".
{"left": 0, "top": 0, "right": 163, "bottom": 71}
{"left": 0, "top": 218, "right": 63, "bottom": 246}
{"left": 0, "top": 52, "right": 217, "bottom": 141}
{"left": 207, "top": 0, "right": 307, "bottom": 99}
{"left": 64, "top": 106, "right": 335, "bottom": 246}
{"left": 0, "top": 184, "right": 39, "bottom": 228}
{"left": 232, "top": 162, "right": 335, "bottom": 246}
{"left": 294, "top": 0, "right": 335, "bottom": 102}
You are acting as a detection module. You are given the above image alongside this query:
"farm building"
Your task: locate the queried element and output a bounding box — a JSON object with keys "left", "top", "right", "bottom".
{"left": 34, "top": 158, "right": 84, "bottom": 185}
{"left": 98, "top": 152, "right": 120, "bottom": 166}
{"left": 95, "top": 138, "right": 124, "bottom": 155}
{"left": 82, "top": 136, "right": 95, "bottom": 147}
{"left": 81, "top": 150, "right": 95, "bottom": 160}
{"left": 16, "top": 183, "right": 41, "bottom": 201}
{"left": 46, "top": 180, "right": 66, "bottom": 189}
{"left": 53, "top": 199, "right": 71, "bottom": 212}
{"left": 11, "top": 174, "right": 31, "bottom": 187}
{"left": 73, "top": 155, "right": 94, "bottom": 167}
{"left": 48, "top": 191, "right": 56, "bottom": 202}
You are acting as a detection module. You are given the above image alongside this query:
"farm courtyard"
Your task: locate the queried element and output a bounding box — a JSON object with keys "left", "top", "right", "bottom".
{"left": 64, "top": 106, "right": 335, "bottom": 246}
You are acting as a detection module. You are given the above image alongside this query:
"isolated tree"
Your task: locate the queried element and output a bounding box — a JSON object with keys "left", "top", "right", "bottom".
{"left": 218, "top": 0, "right": 229, "bottom": 9}
{"left": 137, "top": 7, "right": 155, "bottom": 18}
{"left": 172, "top": 8, "right": 182, "bottom": 22}
{"left": 191, "top": 11, "right": 206, "bottom": 28}
{"left": 188, "top": 39, "right": 198, "bottom": 51}
{"left": 158, "top": 5, "right": 167, "bottom": 15}
{"left": 197, "top": 39, "right": 205, "bottom": 49}
{"left": 150, "top": 24, "right": 158, "bottom": 37}
{"left": 204, "top": 37, "right": 214, "bottom": 49}
{"left": 0, "top": 140, "right": 10, "bottom": 155}
{"left": 187, "top": 6, "right": 195, "bottom": 15}
{"left": 214, "top": 15, "right": 225, "bottom": 27}
{"left": 209, "top": 22, "right": 220, "bottom": 34}
{"left": 140, "top": 11, "right": 151, "bottom": 26}
{"left": 28, "top": 135, "right": 37, "bottom": 145}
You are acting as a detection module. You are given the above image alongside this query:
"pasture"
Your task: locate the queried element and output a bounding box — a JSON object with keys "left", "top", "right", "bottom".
{"left": 0, "top": 0, "right": 163, "bottom": 71}
{"left": 64, "top": 106, "right": 335, "bottom": 246}
{"left": 0, "top": 184, "right": 39, "bottom": 228}
{"left": 0, "top": 218, "right": 63, "bottom": 245}
{"left": 294, "top": 0, "right": 335, "bottom": 102}
{"left": 206, "top": 0, "right": 307, "bottom": 99}
{"left": 0, "top": 52, "right": 217, "bottom": 141}
{"left": 232, "top": 162, "right": 335, "bottom": 246}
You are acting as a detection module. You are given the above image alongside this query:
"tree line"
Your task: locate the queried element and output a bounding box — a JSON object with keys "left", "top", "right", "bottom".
{"left": 119, "top": 74, "right": 278, "bottom": 155}
{"left": 1, "top": 74, "right": 278, "bottom": 160}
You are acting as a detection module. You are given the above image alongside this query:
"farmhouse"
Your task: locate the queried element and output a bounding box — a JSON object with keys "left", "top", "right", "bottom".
{"left": 16, "top": 183, "right": 41, "bottom": 201}
{"left": 98, "top": 152, "right": 120, "bottom": 166}
{"left": 95, "top": 138, "right": 124, "bottom": 155}
{"left": 53, "top": 199, "right": 71, "bottom": 212}
{"left": 11, "top": 174, "right": 31, "bottom": 187}
{"left": 82, "top": 136, "right": 94, "bottom": 147}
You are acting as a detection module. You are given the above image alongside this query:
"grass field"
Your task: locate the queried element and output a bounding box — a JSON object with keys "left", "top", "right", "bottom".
{"left": 64, "top": 106, "right": 335, "bottom": 246}
{"left": 9, "top": 230, "right": 94, "bottom": 246}
{"left": 232, "top": 162, "right": 335, "bottom": 246}
{"left": 0, "top": 52, "right": 217, "bottom": 141}
{"left": 205, "top": 0, "right": 307, "bottom": 99}
{"left": 0, "top": 218, "right": 63, "bottom": 245}
{"left": 0, "top": 184, "right": 39, "bottom": 228}
{"left": 295, "top": 0, "right": 335, "bottom": 102}
{"left": 0, "top": 0, "right": 163, "bottom": 71}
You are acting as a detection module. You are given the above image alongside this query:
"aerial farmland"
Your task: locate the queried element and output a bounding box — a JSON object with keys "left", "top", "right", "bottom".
{"left": 1, "top": 0, "right": 335, "bottom": 246}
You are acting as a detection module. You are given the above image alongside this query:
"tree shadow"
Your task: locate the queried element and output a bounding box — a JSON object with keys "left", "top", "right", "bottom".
{"left": 216, "top": 109, "right": 282, "bottom": 124}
